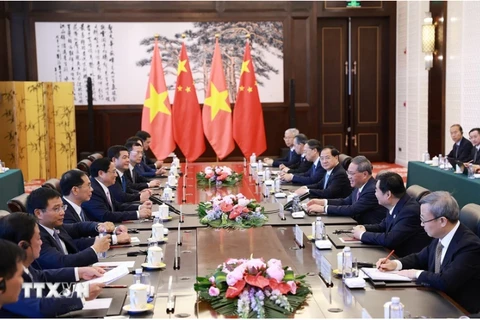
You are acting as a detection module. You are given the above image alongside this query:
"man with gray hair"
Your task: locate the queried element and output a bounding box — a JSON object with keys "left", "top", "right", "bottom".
{"left": 376, "top": 191, "right": 480, "bottom": 314}
{"left": 306, "top": 155, "right": 387, "bottom": 224}
{"left": 264, "top": 128, "right": 301, "bottom": 167}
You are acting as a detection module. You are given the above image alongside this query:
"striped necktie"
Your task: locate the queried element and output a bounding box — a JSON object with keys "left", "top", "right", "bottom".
{"left": 434, "top": 241, "right": 443, "bottom": 273}
{"left": 53, "top": 230, "right": 67, "bottom": 255}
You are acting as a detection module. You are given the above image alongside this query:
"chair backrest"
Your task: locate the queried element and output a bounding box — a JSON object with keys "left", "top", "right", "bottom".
{"left": 338, "top": 154, "right": 352, "bottom": 170}
{"left": 88, "top": 153, "right": 103, "bottom": 162}
{"left": 460, "top": 203, "right": 480, "bottom": 237}
{"left": 0, "top": 210, "right": 10, "bottom": 218}
{"left": 42, "top": 178, "right": 61, "bottom": 193}
{"left": 77, "top": 159, "right": 92, "bottom": 175}
{"left": 406, "top": 184, "right": 431, "bottom": 202}
{"left": 7, "top": 193, "right": 29, "bottom": 213}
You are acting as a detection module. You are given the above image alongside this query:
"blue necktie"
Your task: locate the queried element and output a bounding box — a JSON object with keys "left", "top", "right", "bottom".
{"left": 121, "top": 175, "right": 127, "bottom": 192}
{"left": 79, "top": 209, "right": 87, "bottom": 222}
{"left": 311, "top": 165, "right": 316, "bottom": 178}
{"left": 289, "top": 150, "right": 293, "bottom": 162}
{"left": 53, "top": 230, "right": 67, "bottom": 255}
{"left": 323, "top": 173, "right": 330, "bottom": 189}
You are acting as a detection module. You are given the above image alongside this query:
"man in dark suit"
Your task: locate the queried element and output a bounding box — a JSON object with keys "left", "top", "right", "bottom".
{"left": 352, "top": 172, "right": 431, "bottom": 257}
{"left": 280, "top": 139, "right": 326, "bottom": 186}
{"left": 108, "top": 145, "right": 154, "bottom": 203}
{"left": 294, "top": 146, "right": 352, "bottom": 199}
{"left": 446, "top": 124, "right": 473, "bottom": 162}
{"left": 280, "top": 134, "right": 312, "bottom": 174}
{"left": 126, "top": 137, "right": 166, "bottom": 178}
{"left": 60, "top": 170, "right": 131, "bottom": 243}
{"left": 306, "top": 155, "right": 387, "bottom": 224}
{"left": 0, "top": 213, "right": 104, "bottom": 318}
{"left": 377, "top": 191, "right": 480, "bottom": 314}
{"left": 263, "top": 128, "right": 301, "bottom": 168}
{"left": 125, "top": 142, "right": 162, "bottom": 191}
{"left": 82, "top": 158, "right": 152, "bottom": 222}
{"left": 135, "top": 130, "right": 164, "bottom": 169}
{"left": 26, "top": 187, "right": 112, "bottom": 268}
{"left": 467, "top": 127, "right": 480, "bottom": 165}
{"left": 0, "top": 240, "right": 24, "bottom": 312}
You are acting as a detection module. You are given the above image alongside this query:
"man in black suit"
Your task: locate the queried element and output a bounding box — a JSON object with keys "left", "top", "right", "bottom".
{"left": 306, "top": 155, "right": 387, "bottom": 224}
{"left": 280, "top": 134, "right": 312, "bottom": 174}
{"left": 263, "top": 128, "right": 301, "bottom": 168}
{"left": 126, "top": 136, "right": 166, "bottom": 178}
{"left": 135, "top": 130, "right": 164, "bottom": 169}
{"left": 294, "top": 146, "right": 352, "bottom": 199}
{"left": 352, "top": 172, "right": 431, "bottom": 257}
{"left": 26, "top": 187, "right": 111, "bottom": 268}
{"left": 377, "top": 191, "right": 480, "bottom": 314}
{"left": 82, "top": 158, "right": 152, "bottom": 222}
{"left": 467, "top": 127, "right": 480, "bottom": 165}
{"left": 0, "top": 240, "right": 24, "bottom": 311}
{"left": 446, "top": 124, "right": 473, "bottom": 162}
{"left": 124, "top": 142, "right": 161, "bottom": 191}
{"left": 0, "top": 213, "right": 104, "bottom": 318}
{"left": 280, "top": 139, "right": 326, "bottom": 186}
{"left": 108, "top": 145, "right": 154, "bottom": 203}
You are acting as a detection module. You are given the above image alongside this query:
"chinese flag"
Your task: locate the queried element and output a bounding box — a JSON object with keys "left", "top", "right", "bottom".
{"left": 233, "top": 41, "right": 267, "bottom": 157}
{"left": 141, "top": 37, "right": 175, "bottom": 160}
{"left": 202, "top": 38, "right": 235, "bottom": 160}
{"left": 172, "top": 43, "right": 205, "bottom": 162}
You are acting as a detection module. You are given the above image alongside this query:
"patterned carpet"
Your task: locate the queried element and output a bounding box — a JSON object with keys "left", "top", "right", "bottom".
{"left": 372, "top": 162, "right": 408, "bottom": 182}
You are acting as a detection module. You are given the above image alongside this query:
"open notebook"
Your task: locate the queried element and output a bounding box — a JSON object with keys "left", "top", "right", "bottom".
{"left": 361, "top": 267, "right": 412, "bottom": 281}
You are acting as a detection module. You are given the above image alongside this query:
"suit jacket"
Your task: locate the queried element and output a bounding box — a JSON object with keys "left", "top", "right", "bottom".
{"left": 307, "top": 164, "right": 352, "bottom": 199}
{"left": 447, "top": 137, "right": 473, "bottom": 162}
{"left": 361, "top": 194, "right": 432, "bottom": 257}
{"left": 1, "top": 266, "right": 83, "bottom": 317}
{"left": 124, "top": 168, "right": 149, "bottom": 191}
{"left": 143, "top": 154, "right": 157, "bottom": 169}
{"left": 288, "top": 156, "right": 312, "bottom": 174}
{"left": 326, "top": 177, "right": 387, "bottom": 224}
{"left": 63, "top": 199, "right": 90, "bottom": 224}
{"left": 272, "top": 149, "right": 301, "bottom": 168}
{"left": 109, "top": 174, "right": 141, "bottom": 203}
{"left": 470, "top": 146, "right": 480, "bottom": 165}
{"left": 36, "top": 223, "right": 98, "bottom": 269}
{"left": 135, "top": 161, "right": 157, "bottom": 178}
{"left": 82, "top": 177, "right": 139, "bottom": 222}
{"left": 291, "top": 160, "right": 326, "bottom": 186}
{"left": 399, "top": 223, "right": 480, "bottom": 313}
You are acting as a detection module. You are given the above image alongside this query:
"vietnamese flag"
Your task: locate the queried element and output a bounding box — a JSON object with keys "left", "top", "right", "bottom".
{"left": 141, "top": 36, "right": 175, "bottom": 160}
{"left": 202, "top": 38, "right": 235, "bottom": 160}
{"left": 172, "top": 43, "right": 205, "bottom": 162}
{"left": 233, "top": 40, "right": 267, "bottom": 157}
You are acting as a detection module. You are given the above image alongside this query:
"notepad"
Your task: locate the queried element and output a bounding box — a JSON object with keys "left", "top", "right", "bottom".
{"left": 339, "top": 236, "right": 362, "bottom": 244}
{"left": 361, "top": 267, "right": 412, "bottom": 281}
{"left": 83, "top": 298, "right": 112, "bottom": 310}
{"left": 93, "top": 261, "right": 135, "bottom": 268}
{"left": 84, "top": 266, "right": 130, "bottom": 285}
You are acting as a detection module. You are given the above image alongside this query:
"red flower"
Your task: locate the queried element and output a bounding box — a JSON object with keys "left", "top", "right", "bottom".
{"left": 225, "top": 279, "right": 246, "bottom": 298}
{"left": 269, "top": 278, "right": 291, "bottom": 294}
{"left": 245, "top": 274, "right": 270, "bottom": 289}
{"left": 220, "top": 203, "right": 233, "bottom": 212}
{"left": 229, "top": 210, "right": 241, "bottom": 220}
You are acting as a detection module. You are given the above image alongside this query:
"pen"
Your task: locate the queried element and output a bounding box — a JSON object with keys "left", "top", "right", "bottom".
{"left": 104, "top": 285, "right": 128, "bottom": 288}
{"left": 378, "top": 249, "right": 395, "bottom": 270}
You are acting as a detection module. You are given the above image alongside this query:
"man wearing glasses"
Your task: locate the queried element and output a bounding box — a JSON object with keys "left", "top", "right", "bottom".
{"left": 376, "top": 191, "right": 480, "bottom": 314}
{"left": 263, "top": 128, "right": 301, "bottom": 167}
{"left": 306, "top": 155, "right": 387, "bottom": 224}
{"left": 27, "top": 187, "right": 112, "bottom": 269}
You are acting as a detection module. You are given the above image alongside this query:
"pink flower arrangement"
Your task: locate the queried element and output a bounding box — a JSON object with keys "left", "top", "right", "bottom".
{"left": 196, "top": 166, "right": 243, "bottom": 186}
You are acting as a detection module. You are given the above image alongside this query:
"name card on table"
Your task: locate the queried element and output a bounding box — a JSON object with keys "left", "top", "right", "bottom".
{"left": 294, "top": 225, "right": 304, "bottom": 248}
{"left": 319, "top": 255, "right": 333, "bottom": 287}
{"left": 278, "top": 202, "right": 286, "bottom": 220}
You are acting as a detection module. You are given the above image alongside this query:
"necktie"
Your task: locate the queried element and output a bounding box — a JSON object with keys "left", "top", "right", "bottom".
{"left": 53, "top": 230, "right": 67, "bottom": 255}
{"left": 356, "top": 190, "right": 360, "bottom": 201}
{"left": 475, "top": 148, "right": 478, "bottom": 163}
{"left": 434, "top": 241, "right": 443, "bottom": 273}
{"left": 131, "top": 169, "right": 136, "bottom": 183}
{"left": 311, "top": 165, "right": 316, "bottom": 178}
{"left": 455, "top": 144, "right": 459, "bottom": 158}
{"left": 323, "top": 173, "right": 330, "bottom": 189}
{"left": 79, "top": 209, "right": 87, "bottom": 222}
{"left": 289, "top": 150, "right": 293, "bottom": 162}
{"left": 105, "top": 190, "right": 114, "bottom": 210}
{"left": 121, "top": 175, "right": 127, "bottom": 192}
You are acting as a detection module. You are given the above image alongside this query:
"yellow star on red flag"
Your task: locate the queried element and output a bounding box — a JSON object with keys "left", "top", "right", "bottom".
{"left": 144, "top": 84, "right": 170, "bottom": 122}
{"left": 204, "top": 82, "right": 231, "bottom": 121}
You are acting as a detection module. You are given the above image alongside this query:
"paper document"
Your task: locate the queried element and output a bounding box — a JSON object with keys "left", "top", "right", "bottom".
{"left": 93, "top": 261, "right": 135, "bottom": 268}
{"left": 83, "top": 298, "right": 112, "bottom": 310}
{"left": 361, "top": 267, "right": 412, "bottom": 281}
{"left": 85, "top": 266, "right": 130, "bottom": 285}
{"left": 130, "top": 237, "right": 140, "bottom": 244}
{"left": 339, "top": 236, "right": 362, "bottom": 244}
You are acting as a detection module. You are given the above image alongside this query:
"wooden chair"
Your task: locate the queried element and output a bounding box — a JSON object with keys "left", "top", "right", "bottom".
{"left": 77, "top": 159, "right": 92, "bottom": 175}
{"left": 7, "top": 193, "right": 29, "bottom": 213}
{"left": 460, "top": 203, "right": 480, "bottom": 238}
{"left": 88, "top": 153, "right": 103, "bottom": 162}
{"left": 406, "top": 185, "right": 431, "bottom": 203}
{"left": 338, "top": 154, "right": 352, "bottom": 171}
{"left": 42, "top": 178, "right": 61, "bottom": 193}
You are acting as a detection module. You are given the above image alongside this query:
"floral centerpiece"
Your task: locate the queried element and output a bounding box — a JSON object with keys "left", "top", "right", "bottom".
{"left": 197, "top": 194, "right": 267, "bottom": 229}
{"left": 194, "top": 256, "right": 311, "bottom": 318}
{"left": 197, "top": 166, "right": 243, "bottom": 186}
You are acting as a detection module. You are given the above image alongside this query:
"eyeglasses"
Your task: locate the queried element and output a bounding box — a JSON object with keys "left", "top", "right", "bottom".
{"left": 347, "top": 171, "right": 360, "bottom": 176}
{"left": 420, "top": 216, "right": 443, "bottom": 224}
{"left": 320, "top": 156, "right": 333, "bottom": 161}
{"left": 44, "top": 205, "right": 68, "bottom": 213}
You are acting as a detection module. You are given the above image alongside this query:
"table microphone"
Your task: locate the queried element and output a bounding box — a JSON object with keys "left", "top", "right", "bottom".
{"left": 149, "top": 195, "right": 181, "bottom": 214}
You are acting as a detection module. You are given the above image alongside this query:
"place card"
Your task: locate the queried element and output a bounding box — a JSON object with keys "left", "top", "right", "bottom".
{"left": 319, "top": 255, "right": 333, "bottom": 287}
{"left": 294, "top": 224, "right": 304, "bottom": 248}
{"left": 278, "top": 202, "right": 286, "bottom": 220}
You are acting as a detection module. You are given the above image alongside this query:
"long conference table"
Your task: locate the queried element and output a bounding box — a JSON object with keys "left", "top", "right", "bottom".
{"left": 66, "top": 162, "right": 467, "bottom": 318}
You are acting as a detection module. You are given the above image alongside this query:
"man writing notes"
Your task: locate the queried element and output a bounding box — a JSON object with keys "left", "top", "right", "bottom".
{"left": 352, "top": 172, "right": 431, "bottom": 257}
{"left": 377, "top": 191, "right": 480, "bottom": 314}
{"left": 263, "top": 128, "right": 301, "bottom": 168}
{"left": 306, "top": 156, "right": 386, "bottom": 224}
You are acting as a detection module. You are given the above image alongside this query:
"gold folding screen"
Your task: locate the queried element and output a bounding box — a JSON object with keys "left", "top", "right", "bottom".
{"left": 0, "top": 82, "right": 77, "bottom": 181}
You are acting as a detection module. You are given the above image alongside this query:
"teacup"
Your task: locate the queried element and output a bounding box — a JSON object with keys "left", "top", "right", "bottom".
{"left": 158, "top": 204, "right": 169, "bottom": 219}
{"left": 147, "top": 246, "right": 164, "bottom": 266}
{"left": 129, "top": 283, "right": 148, "bottom": 310}
{"left": 152, "top": 223, "right": 164, "bottom": 242}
